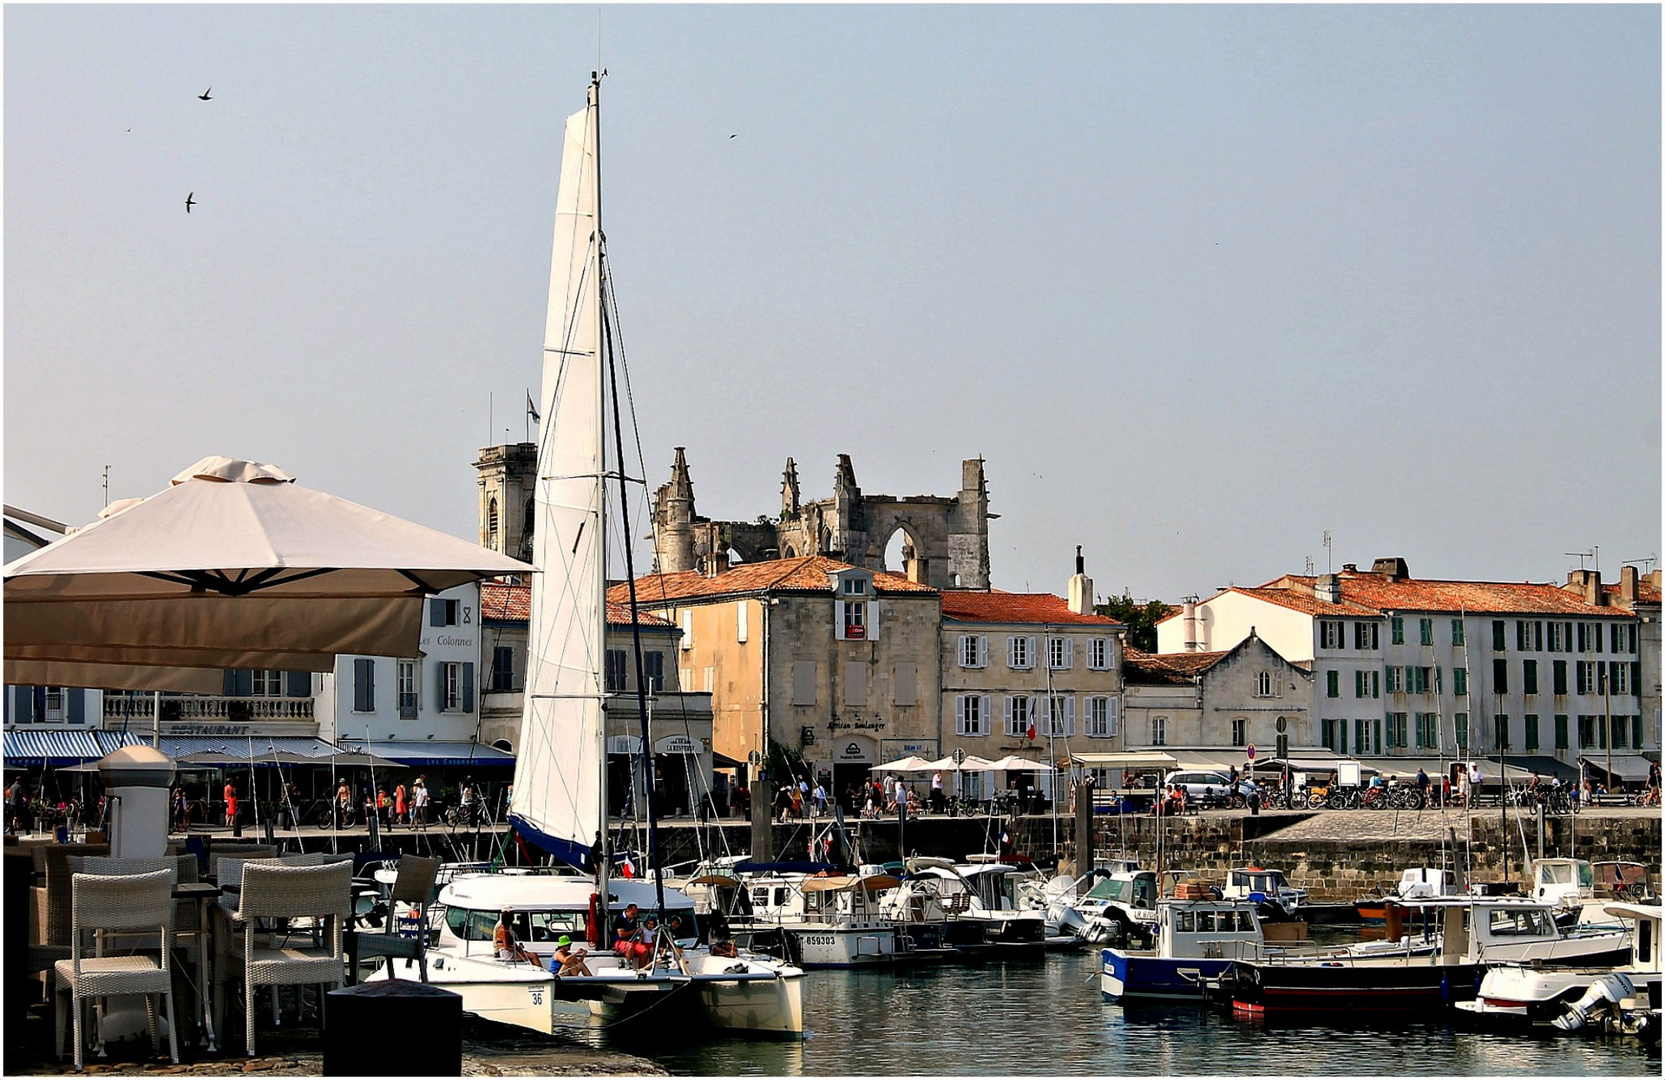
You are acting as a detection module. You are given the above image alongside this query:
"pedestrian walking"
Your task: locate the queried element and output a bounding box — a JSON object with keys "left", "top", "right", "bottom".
{"left": 394, "top": 781, "right": 407, "bottom": 828}
{"left": 223, "top": 780, "right": 238, "bottom": 827}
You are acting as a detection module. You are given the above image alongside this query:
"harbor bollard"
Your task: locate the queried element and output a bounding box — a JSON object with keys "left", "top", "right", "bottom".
{"left": 323, "top": 979, "right": 461, "bottom": 1075}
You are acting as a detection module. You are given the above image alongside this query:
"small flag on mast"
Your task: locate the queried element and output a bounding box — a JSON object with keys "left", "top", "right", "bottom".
{"left": 526, "top": 391, "right": 541, "bottom": 425}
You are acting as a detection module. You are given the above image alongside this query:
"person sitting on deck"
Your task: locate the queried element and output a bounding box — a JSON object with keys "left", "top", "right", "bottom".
{"left": 614, "top": 903, "right": 652, "bottom": 968}
{"left": 551, "top": 935, "right": 593, "bottom": 976}
{"left": 494, "top": 909, "right": 538, "bottom": 965}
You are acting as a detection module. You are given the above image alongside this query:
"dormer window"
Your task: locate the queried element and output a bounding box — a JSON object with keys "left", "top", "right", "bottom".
{"left": 842, "top": 577, "right": 868, "bottom": 596}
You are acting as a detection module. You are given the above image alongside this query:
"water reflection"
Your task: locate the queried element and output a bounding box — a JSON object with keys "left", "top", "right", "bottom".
{"left": 626, "top": 951, "right": 1661, "bottom": 1076}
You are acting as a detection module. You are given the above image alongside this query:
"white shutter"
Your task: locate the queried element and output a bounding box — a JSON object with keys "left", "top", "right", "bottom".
{"left": 836, "top": 602, "right": 847, "bottom": 641}
{"left": 1065, "top": 697, "right": 1077, "bottom": 736}
{"left": 978, "top": 636, "right": 989, "bottom": 669}
{"left": 959, "top": 636, "right": 971, "bottom": 667}
{"left": 955, "top": 695, "right": 968, "bottom": 736}
{"left": 982, "top": 695, "right": 993, "bottom": 737}
{"left": 1004, "top": 695, "right": 1015, "bottom": 736}
{"left": 680, "top": 610, "right": 693, "bottom": 650}
{"left": 736, "top": 601, "right": 748, "bottom": 643}
{"left": 1107, "top": 696, "right": 1120, "bottom": 737}
{"left": 867, "top": 600, "right": 880, "bottom": 641}
{"left": 1063, "top": 639, "right": 1074, "bottom": 670}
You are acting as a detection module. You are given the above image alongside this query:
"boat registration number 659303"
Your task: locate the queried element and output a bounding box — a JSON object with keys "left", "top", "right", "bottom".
{"left": 800, "top": 935, "right": 837, "bottom": 946}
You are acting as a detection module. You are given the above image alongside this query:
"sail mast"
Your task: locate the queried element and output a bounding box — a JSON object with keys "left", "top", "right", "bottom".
{"left": 590, "top": 71, "right": 611, "bottom": 927}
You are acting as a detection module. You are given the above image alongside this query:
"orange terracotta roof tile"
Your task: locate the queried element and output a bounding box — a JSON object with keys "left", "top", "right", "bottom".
{"left": 481, "top": 581, "right": 672, "bottom": 627}
{"left": 613, "top": 555, "right": 937, "bottom": 607}
{"left": 1240, "top": 573, "right": 1635, "bottom": 618}
{"left": 940, "top": 590, "right": 1120, "bottom": 627}
{"left": 1123, "top": 646, "right": 1230, "bottom": 682}
{"left": 1603, "top": 582, "right": 1663, "bottom": 608}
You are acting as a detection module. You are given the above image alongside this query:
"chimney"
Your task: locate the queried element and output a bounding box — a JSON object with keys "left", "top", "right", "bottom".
{"left": 1370, "top": 557, "right": 1410, "bottom": 581}
{"left": 1182, "top": 601, "right": 1201, "bottom": 652}
{"left": 1067, "top": 546, "right": 1093, "bottom": 616}
{"left": 700, "top": 550, "right": 728, "bottom": 578}
{"left": 1342, "top": 563, "right": 1358, "bottom": 573}
{"left": 1565, "top": 569, "right": 1603, "bottom": 606}
{"left": 1620, "top": 565, "right": 1639, "bottom": 604}
{"left": 1315, "top": 574, "right": 1341, "bottom": 604}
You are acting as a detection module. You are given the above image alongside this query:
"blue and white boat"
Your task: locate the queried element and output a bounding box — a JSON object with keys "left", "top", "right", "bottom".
{"left": 1101, "top": 897, "right": 1265, "bottom": 1003}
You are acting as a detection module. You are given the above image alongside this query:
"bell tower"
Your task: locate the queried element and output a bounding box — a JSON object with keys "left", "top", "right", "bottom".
{"left": 474, "top": 442, "right": 539, "bottom": 566}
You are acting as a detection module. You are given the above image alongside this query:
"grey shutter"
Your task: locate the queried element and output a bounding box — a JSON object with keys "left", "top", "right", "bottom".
{"left": 355, "top": 658, "right": 375, "bottom": 712}
{"left": 430, "top": 598, "right": 445, "bottom": 627}
{"left": 894, "top": 662, "right": 917, "bottom": 707}
{"left": 32, "top": 687, "right": 46, "bottom": 722}
{"left": 792, "top": 661, "right": 816, "bottom": 706}
{"left": 286, "top": 671, "right": 311, "bottom": 698}
{"left": 462, "top": 663, "right": 475, "bottom": 713}
{"left": 866, "top": 600, "right": 880, "bottom": 641}
{"left": 68, "top": 689, "right": 85, "bottom": 724}
{"left": 437, "top": 661, "right": 449, "bottom": 710}
{"left": 222, "top": 670, "right": 237, "bottom": 696}
{"left": 232, "top": 669, "right": 253, "bottom": 697}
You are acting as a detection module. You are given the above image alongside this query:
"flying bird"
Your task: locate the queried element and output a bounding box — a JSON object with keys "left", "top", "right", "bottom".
{"left": 198, "top": 87, "right": 212, "bottom": 101}
{"left": 729, "top": 133, "right": 737, "bottom": 139}
{"left": 185, "top": 192, "right": 196, "bottom": 213}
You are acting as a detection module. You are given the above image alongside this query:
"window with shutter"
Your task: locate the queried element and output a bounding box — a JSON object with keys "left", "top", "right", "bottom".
{"left": 462, "top": 663, "right": 475, "bottom": 713}
{"left": 843, "top": 661, "right": 868, "bottom": 707}
{"left": 1009, "top": 636, "right": 1032, "bottom": 670}
{"left": 792, "top": 661, "right": 816, "bottom": 706}
{"left": 354, "top": 658, "right": 375, "bottom": 712}
{"left": 894, "top": 662, "right": 917, "bottom": 707}
{"left": 679, "top": 611, "right": 692, "bottom": 649}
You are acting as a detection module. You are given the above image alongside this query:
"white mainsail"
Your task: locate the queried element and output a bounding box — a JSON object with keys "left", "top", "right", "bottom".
{"left": 508, "top": 82, "right": 606, "bottom": 865}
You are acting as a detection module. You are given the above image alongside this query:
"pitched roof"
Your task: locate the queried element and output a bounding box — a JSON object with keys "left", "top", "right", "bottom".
{"left": 614, "top": 555, "right": 937, "bottom": 606}
{"left": 1603, "top": 581, "right": 1663, "bottom": 608}
{"left": 1268, "top": 573, "right": 1633, "bottom": 618}
{"left": 1123, "top": 646, "right": 1232, "bottom": 683}
{"left": 940, "top": 590, "right": 1120, "bottom": 627}
{"left": 480, "top": 582, "right": 672, "bottom": 628}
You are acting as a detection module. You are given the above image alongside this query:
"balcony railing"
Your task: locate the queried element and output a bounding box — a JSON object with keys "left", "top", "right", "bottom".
{"left": 102, "top": 695, "right": 316, "bottom": 721}
{"left": 398, "top": 692, "right": 419, "bottom": 719}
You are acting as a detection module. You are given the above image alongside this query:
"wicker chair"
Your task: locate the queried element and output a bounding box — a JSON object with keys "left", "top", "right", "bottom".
{"left": 223, "top": 860, "right": 353, "bottom": 1056}
{"left": 53, "top": 869, "right": 179, "bottom": 1071}
{"left": 351, "top": 855, "right": 440, "bottom": 982}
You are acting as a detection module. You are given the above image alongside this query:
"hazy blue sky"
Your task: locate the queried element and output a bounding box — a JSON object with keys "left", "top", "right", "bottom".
{"left": 6, "top": 5, "right": 1659, "bottom": 601}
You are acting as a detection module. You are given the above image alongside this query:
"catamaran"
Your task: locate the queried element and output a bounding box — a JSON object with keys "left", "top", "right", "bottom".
{"left": 373, "top": 73, "right": 802, "bottom": 1037}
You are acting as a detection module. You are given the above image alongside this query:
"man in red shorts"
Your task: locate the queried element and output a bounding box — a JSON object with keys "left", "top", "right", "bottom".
{"left": 613, "top": 902, "right": 652, "bottom": 969}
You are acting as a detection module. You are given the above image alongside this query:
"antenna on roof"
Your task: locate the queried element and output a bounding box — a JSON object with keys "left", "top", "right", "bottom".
{"left": 1323, "top": 530, "right": 1333, "bottom": 574}
{"left": 1305, "top": 556, "right": 1314, "bottom": 575}
{"left": 1565, "top": 549, "right": 1596, "bottom": 571}
{"left": 1622, "top": 555, "right": 1657, "bottom": 573}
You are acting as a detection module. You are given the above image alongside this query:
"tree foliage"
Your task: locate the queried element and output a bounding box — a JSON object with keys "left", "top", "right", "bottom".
{"left": 1095, "top": 592, "right": 1176, "bottom": 653}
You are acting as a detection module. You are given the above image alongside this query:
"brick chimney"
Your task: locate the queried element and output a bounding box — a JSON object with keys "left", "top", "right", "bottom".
{"left": 1315, "top": 574, "right": 1341, "bottom": 604}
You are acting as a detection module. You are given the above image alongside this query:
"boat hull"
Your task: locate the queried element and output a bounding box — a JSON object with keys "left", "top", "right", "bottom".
{"left": 787, "top": 926, "right": 899, "bottom": 969}
{"left": 1101, "top": 949, "right": 1236, "bottom": 1003}
{"left": 1218, "top": 959, "right": 1484, "bottom": 1017}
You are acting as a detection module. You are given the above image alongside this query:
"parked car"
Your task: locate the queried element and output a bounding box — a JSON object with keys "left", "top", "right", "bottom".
{"left": 1163, "top": 770, "right": 1257, "bottom": 802}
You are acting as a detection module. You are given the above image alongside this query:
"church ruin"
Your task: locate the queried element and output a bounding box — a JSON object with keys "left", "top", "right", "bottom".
{"left": 650, "top": 450, "right": 992, "bottom": 590}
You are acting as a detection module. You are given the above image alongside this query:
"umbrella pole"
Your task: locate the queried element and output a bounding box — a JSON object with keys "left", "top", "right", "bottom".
{"left": 153, "top": 690, "right": 161, "bottom": 748}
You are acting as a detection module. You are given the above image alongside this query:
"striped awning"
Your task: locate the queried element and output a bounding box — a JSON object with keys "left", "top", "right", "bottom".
{"left": 3, "top": 728, "right": 142, "bottom": 766}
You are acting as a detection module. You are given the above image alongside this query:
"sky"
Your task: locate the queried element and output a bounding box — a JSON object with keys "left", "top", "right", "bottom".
{"left": 5, "top": 5, "right": 1660, "bottom": 603}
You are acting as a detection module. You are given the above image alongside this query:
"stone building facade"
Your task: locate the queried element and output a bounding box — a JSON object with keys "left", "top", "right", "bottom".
{"left": 649, "top": 449, "right": 992, "bottom": 590}
{"left": 613, "top": 556, "right": 943, "bottom": 798}
{"left": 937, "top": 562, "right": 1125, "bottom": 799}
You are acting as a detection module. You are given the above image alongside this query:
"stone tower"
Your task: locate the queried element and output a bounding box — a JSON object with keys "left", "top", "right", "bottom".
{"left": 474, "top": 442, "right": 539, "bottom": 565}
{"left": 650, "top": 447, "right": 699, "bottom": 574}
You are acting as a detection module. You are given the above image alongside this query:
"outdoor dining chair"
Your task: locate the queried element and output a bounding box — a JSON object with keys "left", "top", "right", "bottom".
{"left": 350, "top": 855, "right": 439, "bottom": 982}
{"left": 54, "top": 868, "right": 179, "bottom": 1071}
{"left": 221, "top": 860, "right": 353, "bottom": 1056}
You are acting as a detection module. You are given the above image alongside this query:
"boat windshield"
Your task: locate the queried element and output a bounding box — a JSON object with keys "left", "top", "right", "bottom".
{"left": 445, "top": 907, "right": 697, "bottom": 942}
{"left": 1487, "top": 908, "right": 1555, "bottom": 938}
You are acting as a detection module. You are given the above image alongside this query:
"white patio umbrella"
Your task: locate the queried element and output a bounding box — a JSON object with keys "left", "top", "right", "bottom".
{"left": 5, "top": 456, "right": 530, "bottom": 686}
{"left": 985, "top": 754, "right": 1056, "bottom": 772}
{"left": 920, "top": 755, "right": 998, "bottom": 772}
{"left": 870, "top": 755, "right": 934, "bottom": 774}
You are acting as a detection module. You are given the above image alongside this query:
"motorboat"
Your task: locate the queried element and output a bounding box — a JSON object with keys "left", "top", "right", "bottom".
{"left": 726, "top": 865, "right": 904, "bottom": 968}
{"left": 1454, "top": 902, "right": 1661, "bottom": 1033}
{"left": 1207, "top": 896, "right": 1633, "bottom": 1018}
{"left": 1075, "top": 869, "right": 1159, "bottom": 947}
{"left": 1221, "top": 866, "right": 1306, "bottom": 920}
{"left": 1531, "top": 858, "right": 1596, "bottom": 925}
{"left": 374, "top": 871, "right": 803, "bottom": 1036}
{"left": 877, "top": 861, "right": 1000, "bottom": 959}
{"left": 1355, "top": 867, "right": 1466, "bottom": 924}
{"left": 1101, "top": 898, "right": 1266, "bottom": 1003}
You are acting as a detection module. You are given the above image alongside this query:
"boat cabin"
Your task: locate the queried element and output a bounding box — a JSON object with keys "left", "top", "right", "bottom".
{"left": 1157, "top": 899, "right": 1262, "bottom": 959}
{"left": 1078, "top": 870, "right": 1158, "bottom": 921}
{"left": 1532, "top": 858, "right": 1595, "bottom": 909}
{"left": 1223, "top": 868, "right": 1306, "bottom": 914}
{"left": 436, "top": 873, "right": 700, "bottom": 957}
{"left": 1395, "top": 867, "right": 1464, "bottom": 899}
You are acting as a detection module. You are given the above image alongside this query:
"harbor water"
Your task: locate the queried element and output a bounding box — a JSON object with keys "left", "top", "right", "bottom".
{"left": 637, "top": 950, "right": 1659, "bottom": 1076}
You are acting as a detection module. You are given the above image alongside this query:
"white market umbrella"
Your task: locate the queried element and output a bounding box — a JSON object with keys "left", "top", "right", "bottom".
{"left": 986, "top": 754, "right": 1056, "bottom": 772}
{"left": 5, "top": 456, "right": 530, "bottom": 685}
{"left": 921, "top": 755, "right": 998, "bottom": 772}
{"left": 871, "top": 755, "right": 934, "bottom": 774}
